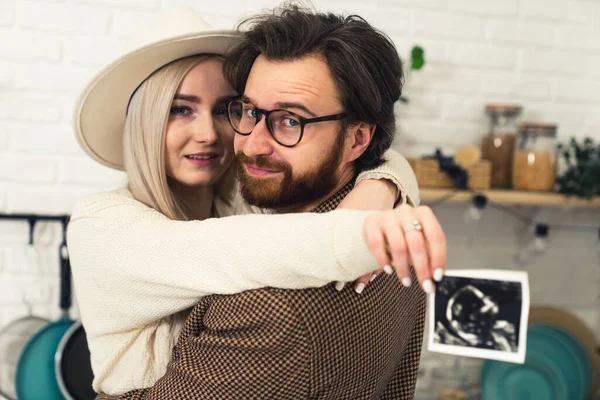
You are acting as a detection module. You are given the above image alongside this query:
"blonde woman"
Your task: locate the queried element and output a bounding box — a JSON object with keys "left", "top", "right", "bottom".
{"left": 67, "top": 6, "right": 446, "bottom": 396}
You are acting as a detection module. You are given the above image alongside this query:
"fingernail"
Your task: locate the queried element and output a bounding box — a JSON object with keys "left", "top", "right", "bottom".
{"left": 370, "top": 274, "right": 378, "bottom": 282}
{"left": 383, "top": 265, "right": 394, "bottom": 275}
{"left": 422, "top": 279, "right": 434, "bottom": 294}
{"left": 355, "top": 283, "right": 366, "bottom": 294}
{"left": 433, "top": 268, "right": 445, "bottom": 282}
{"left": 335, "top": 281, "right": 345, "bottom": 291}
{"left": 401, "top": 277, "right": 412, "bottom": 287}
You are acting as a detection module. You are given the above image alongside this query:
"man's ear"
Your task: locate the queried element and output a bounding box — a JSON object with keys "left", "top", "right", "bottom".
{"left": 344, "top": 122, "right": 376, "bottom": 162}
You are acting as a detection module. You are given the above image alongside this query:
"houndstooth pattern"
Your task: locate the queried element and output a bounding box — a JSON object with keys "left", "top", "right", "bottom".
{"left": 98, "top": 181, "right": 426, "bottom": 400}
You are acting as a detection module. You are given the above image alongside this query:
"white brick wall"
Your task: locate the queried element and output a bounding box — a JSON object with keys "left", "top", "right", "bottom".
{"left": 18, "top": 1, "right": 111, "bottom": 34}
{"left": 1, "top": 0, "right": 599, "bottom": 398}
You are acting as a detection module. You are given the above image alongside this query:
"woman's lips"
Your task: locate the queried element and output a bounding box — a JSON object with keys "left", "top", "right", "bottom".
{"left": 185, "top": 154, "right": 219, "bottom": 167}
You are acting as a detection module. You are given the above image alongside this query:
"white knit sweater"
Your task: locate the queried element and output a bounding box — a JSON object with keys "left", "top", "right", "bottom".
{"left": 66, "top": 150, "right": 419, "bottom": 395}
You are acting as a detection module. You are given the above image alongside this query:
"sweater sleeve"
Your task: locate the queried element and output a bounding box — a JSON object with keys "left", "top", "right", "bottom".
{"left": 67, "top": 191, "right": 379, "bottom": 333}
{"left": 356, "top": 149, "right": 421, "bottom": 206}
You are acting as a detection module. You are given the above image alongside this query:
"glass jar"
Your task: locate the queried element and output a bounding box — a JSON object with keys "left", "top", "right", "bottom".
{"left": 430, "top": 359, "right": 480, "bottom": 400}
{"left": 481, "top": 104, "right": 522, "bottom": 188}
{"left": 512, "top": 123, "right": 557, "bottom": 191}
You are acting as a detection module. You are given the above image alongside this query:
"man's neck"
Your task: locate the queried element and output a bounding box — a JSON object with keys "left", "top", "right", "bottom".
{"left": 276, "top": 166, "right": 356, "bottom": 214}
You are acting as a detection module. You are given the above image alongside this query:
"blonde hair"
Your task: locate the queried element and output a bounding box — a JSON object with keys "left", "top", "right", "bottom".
{"left": 123, "top": 55, "right": 222, "bottom": 221}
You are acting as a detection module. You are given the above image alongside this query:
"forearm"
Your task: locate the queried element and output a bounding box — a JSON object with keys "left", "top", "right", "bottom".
{"left": 68, "top": 199, "right": 379, "bottom": 330}
{"left": 356, "top": 148, "right": 420, "bottom": 206}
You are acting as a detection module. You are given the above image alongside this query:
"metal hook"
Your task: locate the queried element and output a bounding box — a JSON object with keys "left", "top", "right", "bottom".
{"left": 61, "top": 217, "right": 68, "bottom": 248}
{"left": 27, "top": 216, "right": 36, "bottom": 246}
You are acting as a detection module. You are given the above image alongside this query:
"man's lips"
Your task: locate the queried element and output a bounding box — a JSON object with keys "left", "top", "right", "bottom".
{"left": 245, "top": 164, "right": 281, "bottom": 177}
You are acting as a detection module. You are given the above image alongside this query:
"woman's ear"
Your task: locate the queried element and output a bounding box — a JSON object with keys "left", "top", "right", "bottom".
{"left": 344, "top": 122, "right": 376, "bottom": 163}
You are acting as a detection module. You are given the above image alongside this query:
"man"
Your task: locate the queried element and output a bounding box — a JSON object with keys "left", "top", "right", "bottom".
{"left": 107, "top": 5, "right": 441, "bottom": 399}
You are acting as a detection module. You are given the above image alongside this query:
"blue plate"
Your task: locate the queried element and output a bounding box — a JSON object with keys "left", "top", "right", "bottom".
{"left": 482, "top": 340, "right": 569, "bottom": 400}
{"left": 541, "top": 326, "right": 592, "bottom": 399}
{"left": 481, "top": 324, "right": 592, "bottom": 400}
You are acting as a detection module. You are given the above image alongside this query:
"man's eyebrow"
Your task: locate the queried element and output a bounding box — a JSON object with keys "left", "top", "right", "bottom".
{"left": 173, "top": 93, "right": 200, "bottom": 103}
{"left": 275, "top": 102, "right": 316, "bottom": 117}
{"left": 240, "top": 95, "right": 317, "bottom": 117}
{"left": 239, "top": 94, "right": 254, "bottom": 104}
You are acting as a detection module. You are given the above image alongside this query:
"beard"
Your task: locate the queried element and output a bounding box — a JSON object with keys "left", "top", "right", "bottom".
{"left": 236, "top": 130, "right": 347, "bottom": 209}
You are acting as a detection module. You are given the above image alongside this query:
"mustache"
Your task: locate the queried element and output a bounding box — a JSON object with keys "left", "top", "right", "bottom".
{"left": 236, "top": 152, "right": 288, "bottom": 172}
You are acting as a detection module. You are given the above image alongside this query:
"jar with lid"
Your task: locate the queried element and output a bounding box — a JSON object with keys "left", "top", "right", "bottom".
{"left": 430, "top": 359, "right": 480, "bottom": 400}
{"left": 481, "top": 104, "right": 522, "bottom": 188}
{"left": 513, "top": 123, "right": 558, "bottom": 191}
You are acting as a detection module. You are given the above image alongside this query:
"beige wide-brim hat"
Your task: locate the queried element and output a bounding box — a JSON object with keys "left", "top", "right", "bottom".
{"left": 73, "top": 5, "right": 241, "bottom": 171}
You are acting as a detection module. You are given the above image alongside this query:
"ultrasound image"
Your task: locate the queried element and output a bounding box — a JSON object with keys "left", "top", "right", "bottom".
{"left": 432, "top": 276, "right": 522, "bottom": 353}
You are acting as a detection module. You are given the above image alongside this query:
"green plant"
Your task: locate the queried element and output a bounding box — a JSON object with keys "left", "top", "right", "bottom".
{"left": 398, "top": 45, "right": 425, "bottom": 104}
{"left": 555, "top": 137, "right": 600, "bottom": 199}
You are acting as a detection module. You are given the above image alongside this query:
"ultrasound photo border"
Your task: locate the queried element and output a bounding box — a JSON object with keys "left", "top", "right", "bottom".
{"left": 427, "top": 269, "right": 530, "bottom": 364}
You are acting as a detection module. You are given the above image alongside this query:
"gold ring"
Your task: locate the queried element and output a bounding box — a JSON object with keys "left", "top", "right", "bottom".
{"left": 404, "top": 219, "right": 423, "bottom": 234}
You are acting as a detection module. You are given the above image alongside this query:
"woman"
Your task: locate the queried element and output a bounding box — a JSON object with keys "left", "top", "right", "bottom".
{"left": 68, "top": 6, "right": 446, "bottom": 396}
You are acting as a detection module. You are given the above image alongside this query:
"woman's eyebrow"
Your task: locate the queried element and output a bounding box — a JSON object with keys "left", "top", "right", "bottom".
{"left": 174, "top": 94, "right": 238, "bottom": 103}
{"left": 173, "top": 93, "right": 200, "bottom": 103}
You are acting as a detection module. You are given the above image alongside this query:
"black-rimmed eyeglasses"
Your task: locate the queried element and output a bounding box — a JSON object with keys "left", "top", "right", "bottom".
{"left": 227, "top": 99, "right": 346, "bottom": 147}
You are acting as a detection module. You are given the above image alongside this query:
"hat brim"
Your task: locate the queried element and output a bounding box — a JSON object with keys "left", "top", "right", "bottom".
{"left": 73, "top": 30, "right": 241, "bottom": 171}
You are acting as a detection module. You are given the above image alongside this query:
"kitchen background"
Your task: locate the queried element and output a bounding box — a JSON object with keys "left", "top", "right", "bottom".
{"left": 0, "top": 0, "right": 599, "bottom": 398}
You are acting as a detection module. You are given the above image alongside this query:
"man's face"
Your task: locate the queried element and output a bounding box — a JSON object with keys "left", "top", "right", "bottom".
{"left": 234, "top": 54, "right": 348, "bottom": 209}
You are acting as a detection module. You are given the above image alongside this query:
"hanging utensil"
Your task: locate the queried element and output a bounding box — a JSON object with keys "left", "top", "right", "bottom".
{"left": 0, "top": 299, "right": 50, "bottom": 400}
{"left": 54, "top": 242, "right": 95, "bottom": 400}
{"left": 15, "top": 226, "right": 76, "bottom": 400}
{"left": 0, "top": 218, "right": 51, "bottom": 400}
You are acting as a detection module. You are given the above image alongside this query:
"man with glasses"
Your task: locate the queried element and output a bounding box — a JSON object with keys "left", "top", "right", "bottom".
{"left": 109, "top": 5, "right": 440, "bottom": 399}
{"left": 228, "top": 94, "right": 351, "bottom": 211}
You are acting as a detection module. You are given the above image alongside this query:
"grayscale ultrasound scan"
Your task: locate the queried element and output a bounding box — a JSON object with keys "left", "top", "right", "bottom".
{"left": 428, "top": 270, "right": 529, "bottom": 364}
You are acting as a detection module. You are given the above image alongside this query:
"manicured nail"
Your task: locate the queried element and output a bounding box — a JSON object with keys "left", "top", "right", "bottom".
{"left": 401, "top": 277, "right": 412, "bottom": 287}
{"left": 433, "top": 268, "right": 445, "bottom": 282}
{"left": 383, "top": 265, "right": 394, "bottom": 275}
{"left": 335, "top": 281, "right": 345, "bottom": 291}
{"left": 355, "top": 283, "right": 366, "bottom": 294}
{"left": 422, "top": 279, "right": 434, "bottom": 294}
{"left": 370, "top": 274, "right": 378, "bottom": 282}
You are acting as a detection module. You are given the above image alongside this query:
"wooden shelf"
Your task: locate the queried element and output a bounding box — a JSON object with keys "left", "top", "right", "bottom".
{"left": 420, "top": 188, "right": 600, "bottom": 208}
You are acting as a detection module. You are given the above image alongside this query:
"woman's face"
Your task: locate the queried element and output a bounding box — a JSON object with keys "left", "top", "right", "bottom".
{"left": 165, "top": 57, "right": 237, "bottom": 189}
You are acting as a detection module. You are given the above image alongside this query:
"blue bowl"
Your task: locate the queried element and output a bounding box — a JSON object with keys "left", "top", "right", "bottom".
{"left": 481, "top": 324, "right": 592, "bottom": 400}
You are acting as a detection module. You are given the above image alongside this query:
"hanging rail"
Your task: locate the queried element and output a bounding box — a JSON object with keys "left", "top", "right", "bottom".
{"left": 0, "top": 213, "right": 70, "bottom": 245}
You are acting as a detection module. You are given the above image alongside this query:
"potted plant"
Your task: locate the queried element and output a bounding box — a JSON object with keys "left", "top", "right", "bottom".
{"left": 399, "top": 45, "right": 425, "bottom": 104}
{"left": 556, "top": 137, "right": 600, "bottom": 199}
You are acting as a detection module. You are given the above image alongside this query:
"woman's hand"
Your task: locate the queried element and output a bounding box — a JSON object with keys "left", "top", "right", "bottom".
{"left": 337, "top": 179, "right": 397, "bottom": 293}
{"left": 363, "top": 204, "right": 447, "bottom": 294}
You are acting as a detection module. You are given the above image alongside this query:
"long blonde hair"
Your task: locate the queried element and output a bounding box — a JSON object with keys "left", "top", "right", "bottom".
{"left": 123, "top": 55, "right": 221, "bottom": 221}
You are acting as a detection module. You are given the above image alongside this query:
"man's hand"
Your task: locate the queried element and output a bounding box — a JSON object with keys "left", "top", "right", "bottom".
{"left": 337, "top": 179, "right": 397, "bottom": 293}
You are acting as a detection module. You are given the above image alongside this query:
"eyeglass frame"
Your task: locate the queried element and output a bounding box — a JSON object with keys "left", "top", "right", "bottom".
{"left": 227, "top": 98, "right": 347, "bottom": 148}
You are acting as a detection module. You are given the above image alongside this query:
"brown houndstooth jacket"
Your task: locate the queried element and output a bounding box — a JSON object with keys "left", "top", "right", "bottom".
{"left": 99, "top": 181, "right": 426, "bottom": 400}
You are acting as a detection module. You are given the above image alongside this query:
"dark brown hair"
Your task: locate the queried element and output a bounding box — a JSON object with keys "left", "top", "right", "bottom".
{"left": 223, "top": 3, "right": 404, "bottom": 171}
